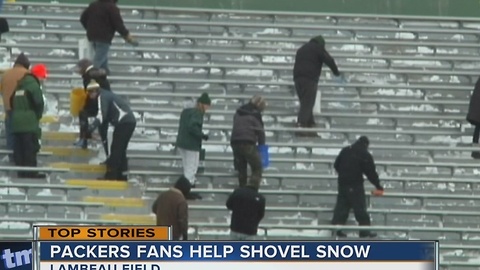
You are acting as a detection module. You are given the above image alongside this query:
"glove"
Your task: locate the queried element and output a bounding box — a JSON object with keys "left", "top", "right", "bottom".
{"left": 371, "top": 189, "right": 384, "bottom": 196}
{"left": 202, "top": 134, "right": 209, "bottom": 141}
{"left": 124, "top": 34, "right": 139, "bottom": 46}
{"left": 87, "top": 119, "right": 100, "bottom": 134}
{"left": 334, "top": 73, "right": 347, "bottom": 84}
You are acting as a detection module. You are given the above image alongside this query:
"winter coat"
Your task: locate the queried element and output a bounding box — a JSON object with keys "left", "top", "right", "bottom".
{"left": 175, "top": 107, "right": 204, "bottom": 152}
{"left": 226, "top": 186, "right": 266, "bottom": 236}
{"left": 82, "top": 66, "right": 111, "bottom": 91}
{"left": 293, "top": 39, "right": 340, "bottom": 82}
{"left": 0, "top": 65, "right": 29, "bottom": 111}
{"left": 152, "top": 188, "right": 189, "bottom": 240}
{"left": 230, "top": 103, "right": 265, "bottom": 145}
{"left": 80, "top": 0, "right": 129, "bottom": 44}
{"left": 92, "top": 89, "right": 135, "bottom": 125}
{"left": 467, "top": 76, "right": 480, "bottom": 125}
{"left": 10, "top": 74, "right": 44, "bottom": 138}
{"left": 334, "top": 140, "right": 382, "bottom": 190}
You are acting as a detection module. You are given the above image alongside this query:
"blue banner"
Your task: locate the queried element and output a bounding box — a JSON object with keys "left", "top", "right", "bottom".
{"left": 0, "top": 241, "right": 33, "bottom": 270}
{"left": 39, "top": 241, "right": 436, "bottom": 261}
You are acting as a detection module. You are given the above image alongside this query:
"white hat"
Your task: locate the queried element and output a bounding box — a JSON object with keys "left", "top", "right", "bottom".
{"left": 86, "top": 80, "right": 100, "bottom": 91}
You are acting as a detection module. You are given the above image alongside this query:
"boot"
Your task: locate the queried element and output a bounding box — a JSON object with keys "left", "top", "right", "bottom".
{"left": 74, "top": 138, "right": 88, "bottom": 149}
{"left": 471, "top": 143, "right": 480, "bottom": 159}
{"left": 336, "top": 230, "right": 347, "bottom": 238}
{"left": 104, "top": 170, "right": 118, "bottom": 181}
{"left": 30, "top": 173, "right": 46, "bottom": 179}
{"left": 359, "top": 231, "right": 377, "bottom": 238}
{"left": 295, "top": 123, "right": 319, "bottom": 137}
{"left": 186, "top": 192, "right": 202, "bottom": 200}
{"left": 295, "top": 123, "right": 311, "bottom": 137}
{"left": 471, "top": 151, "right": 480, "bottom": 159}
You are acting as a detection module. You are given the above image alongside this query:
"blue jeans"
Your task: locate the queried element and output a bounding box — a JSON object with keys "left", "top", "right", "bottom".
{"left": 5, "top": 111, "right": 14, "bottom": 158}
{"left": 91, "top": 41, "right": 110, "bottom": 75}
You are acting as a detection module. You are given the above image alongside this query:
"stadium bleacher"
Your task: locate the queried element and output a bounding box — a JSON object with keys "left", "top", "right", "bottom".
{"left": 1, "top": 1, "right": 480, "bottom": 268}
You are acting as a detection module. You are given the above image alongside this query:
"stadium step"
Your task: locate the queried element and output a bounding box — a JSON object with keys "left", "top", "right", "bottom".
{"left": 43, "top": 131, "right": 78, "bottom": 141}
{"left": 83, "top": 196, "right": 145, "bottom": 208}
{"left": 101, "top": 214, "right": 155, "bottom": 225}
{"left": 41, "top": 146, "right": 95, "bottom": 157}
{"left": 50, "top": 162, "right": 106, "bottom": 173}
{"left": 0, "top": 114, "right": 59, "bottom": 124}
{"left": 0, "top": 234, "right": 32, "bottom": 240}
{"left": 66, "top": 179, "right": 128, "bottom": 190}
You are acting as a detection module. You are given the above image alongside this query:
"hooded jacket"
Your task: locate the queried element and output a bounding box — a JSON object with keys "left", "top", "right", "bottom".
{"left": 0, "top": 53, "right": 30, "bottom": 111}
{"left": 226, "top": 186, "right": 266, "bottom": 236}
{"left": 293, "top": 38, "right": 340, "bottom": 82}
{"left": 88, "top": 89, "right": 135, "bottom": 146}
{"left": 91, "top": 89, "right": 135, "bottom": 126}
{"left": 80, "top": 0, "right": 129, "bottom": 44}
{"left": 152, "top": 187, "right": 189, "bottom": 240}
{"left": 230, "top": 103, "right": 265, "bottom": 145}
{"left": 152, "top": 176, "right": 190, "bottom": 240}
{"left": 334, "top": 138, "right": 382, "bottom": 190}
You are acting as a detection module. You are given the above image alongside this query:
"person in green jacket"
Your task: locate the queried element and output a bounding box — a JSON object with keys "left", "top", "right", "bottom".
{"left": 11, "top": 64, "right": 47, "bottom": 178}
{"left": 176, "top": 92, "right": 211, "bottom": 190}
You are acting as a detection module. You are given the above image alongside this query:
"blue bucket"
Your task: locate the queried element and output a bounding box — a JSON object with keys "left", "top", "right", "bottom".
{"left": 257, "top": 144, "right": 269, "bottom": 168}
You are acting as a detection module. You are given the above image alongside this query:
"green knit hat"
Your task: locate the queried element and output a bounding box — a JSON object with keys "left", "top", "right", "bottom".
{"left": 197, "top": 92, "right": 211, "bottom": 105}
{"left": 312, "top": 35, "right": 325, "bottom": 47}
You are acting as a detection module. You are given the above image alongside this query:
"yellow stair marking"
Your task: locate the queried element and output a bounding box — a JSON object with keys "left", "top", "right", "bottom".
{"left": 66, "top": 179, "right": 128, "bottom": 190}
{"left": 40, "top": 115, "right": 59, "bottom": 124}
{"left": 43, "top": 131, "right": 78, "bottom": 141}
{"left": 101, "top": 214, "right": 155, "bottom": 225}
{"left": 50, "top": 162, "right": 106, "bottom": 173}
{"left": 84, "top": 197, "right": 145, "bottom": 208}
{"left": 41, "top": 146, "right": 94, "bottom": 157}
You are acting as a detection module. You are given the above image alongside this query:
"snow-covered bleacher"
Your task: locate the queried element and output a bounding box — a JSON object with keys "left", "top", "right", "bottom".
{"left": 1, "top": 2, "right": 480, "bottom": 268}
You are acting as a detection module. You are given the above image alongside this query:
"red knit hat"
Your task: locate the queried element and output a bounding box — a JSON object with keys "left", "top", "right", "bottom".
{"left": 31, "top": 64, "right": 48, "bottom": 79}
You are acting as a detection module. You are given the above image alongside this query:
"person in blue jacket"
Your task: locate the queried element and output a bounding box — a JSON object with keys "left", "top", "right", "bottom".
{"left": 85, "top": 80, "right": 136, "bottom": 180}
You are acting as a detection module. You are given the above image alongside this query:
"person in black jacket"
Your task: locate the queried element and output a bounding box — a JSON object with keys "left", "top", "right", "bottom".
{"left": 226, "top": 184, "right": 266, "bottom": 240}
{"left": 331, "top": 136, "right": 384, "bottom": 238}
{"left": 293, "top": 35, "right": 342, "bottom": 136}
{"left": 86, "top": 80, "right": 136, "bottom": 180}
{"left": 80, "top": 0, "right": 137, "bottom": 74}
{"left": 230, "top": 95, "right": 266, "bottom": 189}
{"left": 467, "top": 76, "right": 480, "bottom": 159}
{"left": 74, "top": 59, "right": 111, "bottom": 160}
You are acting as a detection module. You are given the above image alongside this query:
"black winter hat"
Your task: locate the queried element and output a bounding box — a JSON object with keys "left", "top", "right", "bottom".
{"left": 14, "top": 53, "right": 30, "bottom": 69}
{"left": 197, "top": 92, "right": 211, "bottom": 105}
{"left": 76, "top": 58, "right": 93, "bottom": 75}
{"left": 311, "top": 35, "right": 326, "bottom": 47}
{"left": 356, "top": 136, "right": 370, "bottom": 147}
{"left": 174, "top": 175, "right": 192, "bottom": 197}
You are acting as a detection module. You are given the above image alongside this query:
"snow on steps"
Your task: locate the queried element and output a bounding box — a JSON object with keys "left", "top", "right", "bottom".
{"left": 66, "top": 179, "right": 129, "bottom": 191}
{"left": 101, "top": 213, "right": 155, "bottom": 225}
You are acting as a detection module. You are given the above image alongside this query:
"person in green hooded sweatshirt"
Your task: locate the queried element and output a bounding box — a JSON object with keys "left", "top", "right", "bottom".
{"left": 10, "top": 64, "right": 47, "bottom": 178}
{"left": 293, "top": 35, "right": 343, "bottom": 137}
{"left": 175, "top": 92, "right": 211, "bottom": 196}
